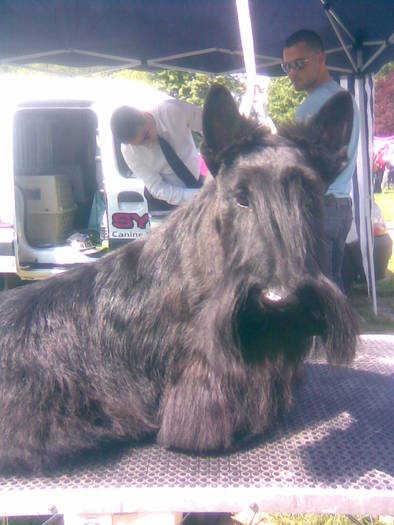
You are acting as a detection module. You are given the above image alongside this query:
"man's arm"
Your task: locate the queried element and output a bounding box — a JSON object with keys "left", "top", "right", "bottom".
{"left": 162, "top": 99, "right": 203, "bottom": 135}
{"left": 121, "top": 143, "right": 198, "bottom": 206}
{"left": 147, "top": 176, "right": 199, "bottom": 205}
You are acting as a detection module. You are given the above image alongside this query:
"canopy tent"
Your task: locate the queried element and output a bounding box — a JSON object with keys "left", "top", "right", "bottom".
{"left": 1, "top": 0, "right": 393, "bottom": 311}
{"left": 0, "top": 0, "right": 392, "bottom": 76}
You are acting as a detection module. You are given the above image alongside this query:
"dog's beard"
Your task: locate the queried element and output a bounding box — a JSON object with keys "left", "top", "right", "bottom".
{"left": 259, "top": 276, "right": 358, "bottom": 364}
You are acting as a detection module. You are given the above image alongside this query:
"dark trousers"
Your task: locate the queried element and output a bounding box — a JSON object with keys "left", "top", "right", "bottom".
{"left": 323, "top": 195, "right": 353, "bottom": 293}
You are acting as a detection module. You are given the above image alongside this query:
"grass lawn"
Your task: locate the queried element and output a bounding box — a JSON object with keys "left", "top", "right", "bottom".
{"left": 348, "top": 190, "right": 394, "bottom": 333}
{"left": 348, "top": 270, "right": 394, "bottom": 333}
{"left": 231, "top": 514, "right": 393, "bottom": 525}
{"left": 375, "top": 190, "right": 394, "bottom": 222}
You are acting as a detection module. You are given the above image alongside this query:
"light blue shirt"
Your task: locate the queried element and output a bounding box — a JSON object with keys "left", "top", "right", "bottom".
{"left": 296, "top": 80, "right": 360, "bottom": 197}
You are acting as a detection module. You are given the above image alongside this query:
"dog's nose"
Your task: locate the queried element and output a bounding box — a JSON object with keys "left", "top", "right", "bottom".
{"left": 264, "top": 289, "right": 283, "bottom": 302}
{"left": 262, "top": 285, "right": 295, "bottom": 305}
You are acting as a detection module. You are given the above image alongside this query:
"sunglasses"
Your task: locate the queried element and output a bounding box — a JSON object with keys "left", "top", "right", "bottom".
{"left": 281, "top": 57, "right": 314, "bottom": 74}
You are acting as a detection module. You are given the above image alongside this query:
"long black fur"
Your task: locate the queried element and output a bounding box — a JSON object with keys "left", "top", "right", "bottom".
{"left": 0, "top": 85, "right": 358, "bottom": 473}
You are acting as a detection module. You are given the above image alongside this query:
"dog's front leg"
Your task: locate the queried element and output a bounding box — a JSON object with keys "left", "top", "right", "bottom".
{"left": 157, "top": 282, "right": 266, "bottom": 453}
{"left": 157, "top": 353, "right": 241, "bottom": 452}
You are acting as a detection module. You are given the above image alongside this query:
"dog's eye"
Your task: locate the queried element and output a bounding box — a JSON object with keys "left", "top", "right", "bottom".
{"left": 235, "top": 190, "right": 249, "bottom": 208}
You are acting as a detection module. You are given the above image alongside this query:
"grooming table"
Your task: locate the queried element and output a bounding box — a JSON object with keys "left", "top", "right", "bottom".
{"left": 0, "top": 334, "right": 393, "bottom": 524}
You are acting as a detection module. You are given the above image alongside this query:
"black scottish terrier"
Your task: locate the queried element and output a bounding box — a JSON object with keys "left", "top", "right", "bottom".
{"left": 0, "top": 85, "right": 357, "bottom": 473}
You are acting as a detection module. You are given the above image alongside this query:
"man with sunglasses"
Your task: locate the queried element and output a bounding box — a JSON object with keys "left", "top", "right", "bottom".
{"left": 282, "top": 29, "right": 360, "bottom": 293}
{"left": 111, "top": 98, "right": 203, "bottom": 210}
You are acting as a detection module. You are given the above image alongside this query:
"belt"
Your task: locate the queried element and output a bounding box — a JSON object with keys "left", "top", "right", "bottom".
{"left": 324, "top": 195, "right": 352, "bottom": 208}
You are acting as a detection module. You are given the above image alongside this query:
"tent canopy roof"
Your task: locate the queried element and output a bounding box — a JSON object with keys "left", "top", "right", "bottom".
{"left": 0, "top": 0, "right": 393, "bottom": 77}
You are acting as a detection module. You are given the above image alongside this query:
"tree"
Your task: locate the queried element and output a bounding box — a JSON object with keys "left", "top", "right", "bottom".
{"left": 374, "top": 68, "right": 394, "bottom": 137}
{"left": 267, "top": 76, "right": 306, "bottom": 126}
{"left": 110, "top": 69, "right": 245, "bottom": 108}
{"left": 0, "top": 64, "right": 246, "bottom": 109}
{"left": 376, "top": 61, "right": 394, "bottom": 79}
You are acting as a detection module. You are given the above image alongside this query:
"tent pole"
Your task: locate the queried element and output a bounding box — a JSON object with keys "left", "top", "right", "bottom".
{"left": 324, "top": 11, "right": 357, "bottom": 72}
{"left": 354, "top": 72, "right": 378, "bottom": 315}
{"left": 236, "top": 0, "right": 256, "bottom": 116}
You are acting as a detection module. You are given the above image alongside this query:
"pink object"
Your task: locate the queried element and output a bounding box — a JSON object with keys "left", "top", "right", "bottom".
{"left": 199, "top": 155, "right": 209, "bottom": 177}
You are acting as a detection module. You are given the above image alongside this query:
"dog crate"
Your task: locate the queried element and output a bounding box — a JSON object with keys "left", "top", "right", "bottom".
{"left": 15, "top": 174, "right": 77, "bottom": 245}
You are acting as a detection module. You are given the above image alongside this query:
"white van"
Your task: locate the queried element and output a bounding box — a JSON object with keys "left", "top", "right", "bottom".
{"left": 0, "top": 76, "right": 170, "bottom": 287}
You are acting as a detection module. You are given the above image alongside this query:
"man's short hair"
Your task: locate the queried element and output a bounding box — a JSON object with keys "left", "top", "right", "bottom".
{"left": 284, "top": 29, "right": 324, "bottom": 52}
{"left": 110, "top": 106, "right": 146, "bottom": 143}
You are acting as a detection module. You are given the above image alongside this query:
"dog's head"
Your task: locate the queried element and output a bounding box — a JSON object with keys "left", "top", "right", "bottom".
{"left": 201, "top": 83, "right": 352, "bottom": 184}
{"left": 200, "top": 84, "right": 357, "bottom": 363}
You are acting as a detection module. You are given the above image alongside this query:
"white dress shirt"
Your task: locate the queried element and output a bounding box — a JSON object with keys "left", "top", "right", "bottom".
{"left": 121, "top": 99, "right": 203, "bottom": 206}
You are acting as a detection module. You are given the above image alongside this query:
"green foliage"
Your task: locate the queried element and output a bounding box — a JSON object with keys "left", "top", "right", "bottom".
{"left": 267, "top": 514, "right": 379, "bottom": 525}
{"left": 267, "top": 76, "right": 306, "bottom": 126}
{"left": 0, "top": 63, "right": 105, "bottom": 77}
{"left": 375, "top": 191, "right": 394, "bottom": 222}
{"left": 234, "top": 513, "right": 393, "bottom": 525}
{"left": 376, "top": 61, "right": 394, "bottom": 79}
{"left": 3, "top": 61, "right": 393, "bottom": 132}
{"left": 374, "top": 69, "right": 394, "bottom": 136}
{"left": 0, "top": 64, "right": 246, "bottom": 109}
{"left": 349, "top": 275, "right": 394, "bottom": 333}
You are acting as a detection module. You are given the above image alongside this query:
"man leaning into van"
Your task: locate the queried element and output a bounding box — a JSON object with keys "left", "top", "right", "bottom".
{"left": 110, "top": 98, "right": 203, "bottom": 211}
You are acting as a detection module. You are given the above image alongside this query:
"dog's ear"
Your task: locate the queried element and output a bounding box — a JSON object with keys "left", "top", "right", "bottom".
{"left": 309, "top": 90, "right": 353, "bottom": 153}
{"left": 200, "top": 84, "right": 245, "bottom": 176}
{"left": 202, "top": 84, "right": 241, "bottom": 151}
{"left": 307, "top": 90, "right": 355, "bottom": 186}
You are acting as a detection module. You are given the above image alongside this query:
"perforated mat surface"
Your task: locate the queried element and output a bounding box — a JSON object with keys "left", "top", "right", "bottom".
{"left": 0, "top": 335, "right": 393, "bottom": 517}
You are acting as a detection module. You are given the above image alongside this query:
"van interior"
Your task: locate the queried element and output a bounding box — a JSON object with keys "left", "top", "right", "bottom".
{"left": 13, "top": 104, "right": 107, "bottom": 271}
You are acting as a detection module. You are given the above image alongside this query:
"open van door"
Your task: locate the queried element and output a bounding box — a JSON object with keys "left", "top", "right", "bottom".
{"left": 0, "top": 77, "right": 169, "bottom": 288}
{"left": 10, "top": 102, "right": 103, "bottom": 283}
{"left": 0, "top": 171, "right": 17, "bottom": 283}
{"left": 0, "top": 103, "right": 20, "bottom": 288}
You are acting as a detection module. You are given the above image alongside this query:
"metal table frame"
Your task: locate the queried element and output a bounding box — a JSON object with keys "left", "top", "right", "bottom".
{"left": 0, "top": 334, "right": 393, "bottom": 524}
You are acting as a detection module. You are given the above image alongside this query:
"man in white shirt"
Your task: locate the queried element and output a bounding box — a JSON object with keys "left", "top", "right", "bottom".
{"left": 111, "top": 99, "right": 203, "bottom": 209}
